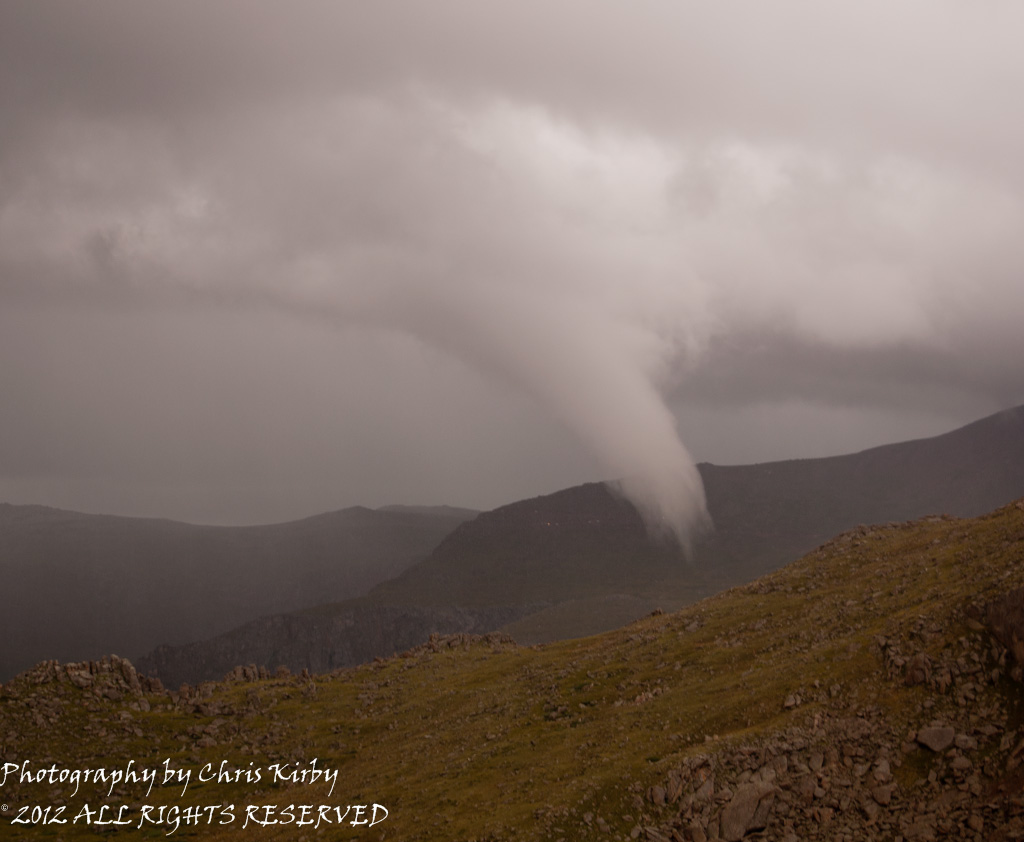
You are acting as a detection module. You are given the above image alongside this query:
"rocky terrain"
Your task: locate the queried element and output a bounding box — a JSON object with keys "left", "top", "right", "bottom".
{"left": 2, "top": 498, "right": 1023, "bottom": 840}
{"left": 625, "top": 621, "right": 1023, "bottom": 842}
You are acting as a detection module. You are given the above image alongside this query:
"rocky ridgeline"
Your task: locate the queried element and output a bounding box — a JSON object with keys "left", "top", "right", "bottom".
{"left": 405, "top": 631, "right": 518, "bottom": 656}
{"left": 0, "top": 634, "right": 517, "bottom": 748}
{"left": 2, "top": 655, "right": 163, "bottom": 702}
{"left": 608, "top": 611, "right": 1024, "bottom": 842}
{"left": 0, "top": 656, "right": 166, "bottom": 755}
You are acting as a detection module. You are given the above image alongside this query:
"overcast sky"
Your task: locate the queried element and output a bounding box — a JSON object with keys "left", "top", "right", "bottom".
{"left": 2, "top": 2, "right": 1023, "bottom": 529}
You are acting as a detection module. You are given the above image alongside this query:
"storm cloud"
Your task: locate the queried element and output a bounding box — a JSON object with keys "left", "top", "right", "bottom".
{"left": 2, "top": 2, "right": 1023, "bottom": 532}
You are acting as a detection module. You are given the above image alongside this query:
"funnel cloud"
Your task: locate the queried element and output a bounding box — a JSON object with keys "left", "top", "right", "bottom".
{"left": 1, "top": 2, "right": 1023, "bottom": 530}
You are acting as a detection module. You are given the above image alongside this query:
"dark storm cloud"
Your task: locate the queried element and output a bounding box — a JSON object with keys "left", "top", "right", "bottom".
{"left": 1, "top": 1, "right": 1023, "bottom": 530}
{"left": 675, "top": 330, "right": 1021, "bottom": 416}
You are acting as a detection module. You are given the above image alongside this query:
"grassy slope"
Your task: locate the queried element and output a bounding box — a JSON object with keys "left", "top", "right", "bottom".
{"left": 3, "top": 499, "right": 1024, "bottom": 840}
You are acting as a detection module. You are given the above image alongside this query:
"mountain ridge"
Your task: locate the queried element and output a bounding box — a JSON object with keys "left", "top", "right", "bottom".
{"left": 0, "top": 503, "right": 477, "bottom": 681}
{"left": 138, "top": 403, "right": 1024, "bottom": 685}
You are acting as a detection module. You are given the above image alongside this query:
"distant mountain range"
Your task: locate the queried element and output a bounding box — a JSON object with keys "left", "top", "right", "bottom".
{"left": 137, "top": 403, "right": 1024, "bottom": 686}
{"left": 0, "top": 504, "right": 476, "bottom": 681}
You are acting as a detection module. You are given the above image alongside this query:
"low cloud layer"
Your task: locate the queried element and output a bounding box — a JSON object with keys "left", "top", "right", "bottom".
{"left": 2, "top": 2, "right": 1023, "bottom": 531}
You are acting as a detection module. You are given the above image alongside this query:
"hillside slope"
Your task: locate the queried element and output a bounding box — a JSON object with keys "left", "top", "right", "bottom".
{"left": 142, "top": 404, "right": 1024, "bottom": 683}
{"left": 3, "top": 499, "right": 1024, "bottom": 840}
{"left": 0, "top": 504, "right": 476, "bottom": 681}
{"left": 699, "top": 401, "right": 1024, "bottom": 582}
